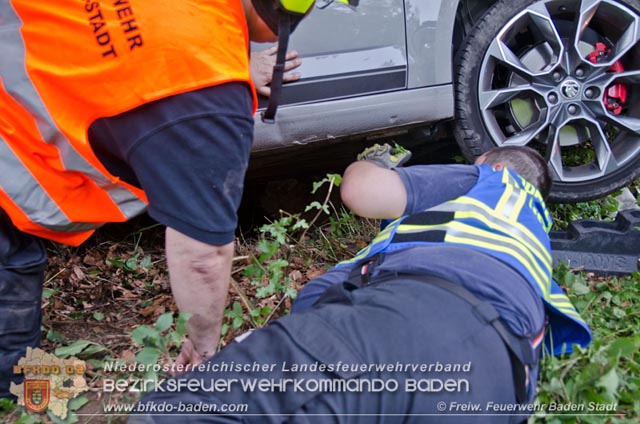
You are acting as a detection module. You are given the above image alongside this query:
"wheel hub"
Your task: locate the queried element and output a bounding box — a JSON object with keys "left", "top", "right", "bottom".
{"left": 559, "top": 79, "right": 581, "bottom": 100}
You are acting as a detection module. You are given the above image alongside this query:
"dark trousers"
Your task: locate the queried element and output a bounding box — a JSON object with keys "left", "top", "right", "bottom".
{"left": 132, "top": 278, "right": 525, "bottom": 423}
{"left": 0, "top": 211, "right": 46, "bottom": 398}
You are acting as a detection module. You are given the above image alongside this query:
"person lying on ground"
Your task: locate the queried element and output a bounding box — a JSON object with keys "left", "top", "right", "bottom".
{"left": 129, "top": 144, "right": 591, "bottom": 423}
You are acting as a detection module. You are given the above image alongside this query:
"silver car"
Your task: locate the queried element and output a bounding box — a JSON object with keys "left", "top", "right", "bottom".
{"left": 253, "top": 0, "right": 640, "bottom": 202}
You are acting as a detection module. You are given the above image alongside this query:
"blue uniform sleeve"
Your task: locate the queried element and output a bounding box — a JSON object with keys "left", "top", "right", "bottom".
{"left": 293, "top": 165, "right": 479, "bottom": 313}
{"left": 395, "top": 164, "right": 479, "bottom": 215}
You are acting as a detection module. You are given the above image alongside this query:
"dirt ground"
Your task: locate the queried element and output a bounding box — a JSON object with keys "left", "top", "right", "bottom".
{"left": 23, "top": 192, "right": 358, "bottom": 423}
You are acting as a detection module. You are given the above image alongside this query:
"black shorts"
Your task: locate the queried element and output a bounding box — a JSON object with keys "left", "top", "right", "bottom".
{"left": 88, "top": 82, "right": 254, "bottom": 245}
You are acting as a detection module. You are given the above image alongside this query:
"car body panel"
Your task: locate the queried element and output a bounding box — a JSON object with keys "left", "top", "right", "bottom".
{"left": 405, "top": 0, "right": 459, "bottom": 87}
{"left": 253, "top": 85, "right": 453, "bottom": 152}
{"left": 252, "top": 0, "right": 461, "bottom": 151}
{"left": 277, "top": 0, "right": 407, "bottom": 103}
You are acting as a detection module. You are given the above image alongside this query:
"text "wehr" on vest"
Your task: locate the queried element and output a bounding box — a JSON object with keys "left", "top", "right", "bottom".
{"left": 85, "top": 0, "right": 144, "bottom": 58}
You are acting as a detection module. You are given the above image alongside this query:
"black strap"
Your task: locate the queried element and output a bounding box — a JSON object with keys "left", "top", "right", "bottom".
{"left": 261, "top": 14, "right": 291, "bottom": 123}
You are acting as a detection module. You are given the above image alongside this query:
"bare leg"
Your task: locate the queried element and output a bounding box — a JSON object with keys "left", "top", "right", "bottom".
{"left": 165, "top": 227, "right": 233, "bottom": 364}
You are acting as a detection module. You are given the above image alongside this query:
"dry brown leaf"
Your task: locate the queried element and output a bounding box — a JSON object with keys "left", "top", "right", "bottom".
{"left": 139, "top": 305, "right": 160, "bottom": 317}
{"left": 356, "top": 240, "right": 368, "bottom": 249}
{"left": 72, "top": 265, "right": 85, "bottom": 281}
{"left": 306, "top": 267, "right": 326, "bottom": 280}
{"left": 289, "top": 270, "right": 303, "bottom": 282}
{"left": 120, "top": 349, "right": 136, "bottom": 361}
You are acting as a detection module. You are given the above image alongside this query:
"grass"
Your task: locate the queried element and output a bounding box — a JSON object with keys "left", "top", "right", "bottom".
{"left": 534, "top": 267, "right": 640, "bottom": 423}
{"left": 549, "top": 196, "right": 621, "bottom": 230}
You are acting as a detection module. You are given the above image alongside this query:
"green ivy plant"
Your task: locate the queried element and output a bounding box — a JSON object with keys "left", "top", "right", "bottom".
{"left": 130, "top": 312, "right": 190, "bottom": 368}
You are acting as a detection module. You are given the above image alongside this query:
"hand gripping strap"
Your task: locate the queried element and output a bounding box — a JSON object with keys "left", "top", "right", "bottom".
{"left": 261, "top": 15, "right": 291, "bottom": 123}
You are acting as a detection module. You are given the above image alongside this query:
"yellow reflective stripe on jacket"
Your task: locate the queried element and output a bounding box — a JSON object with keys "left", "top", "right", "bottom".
{"left": 391, "top": 223, "right": 448, "bottom": 233}
{"left": 449, "top": 209, "right": 552, "bottom": 269}
{"left": 554, "top": 305, "right": 583, "bottom": 320}
{"left": 549, "top": 294, "right": 582, "bottom": 314}
{"left": 430, "top": 197, "right": 552, "bottom": 265}
{"left": 394, "top": 217, "right": 550, "bottom": 290}
{"left": 341, "top": 220, "right": 397, "bottom": 264}
{"left": 496, "top": 175, "right": 515, "bottom": 216}
{"left": 413, "top": 221, "right": 551, "bottom": 297}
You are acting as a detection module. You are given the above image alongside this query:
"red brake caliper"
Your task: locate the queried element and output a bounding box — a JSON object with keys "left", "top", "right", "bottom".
{"left": 587, "top": 42, "right": 627, "bottom": 115}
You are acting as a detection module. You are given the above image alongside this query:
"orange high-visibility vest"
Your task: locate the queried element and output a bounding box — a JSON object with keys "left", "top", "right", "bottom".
{"left": 0, "top": 0, "right": 257, "bottom": 246}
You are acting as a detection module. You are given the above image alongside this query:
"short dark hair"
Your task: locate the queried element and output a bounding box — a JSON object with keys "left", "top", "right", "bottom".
{"left": 481, "top": 146, "right": 552, "bottom": 199}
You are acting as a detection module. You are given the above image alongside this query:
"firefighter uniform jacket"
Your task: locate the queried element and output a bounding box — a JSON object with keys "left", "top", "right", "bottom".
{"left": 336, "top": 164, "right": 592, "bottom": 355}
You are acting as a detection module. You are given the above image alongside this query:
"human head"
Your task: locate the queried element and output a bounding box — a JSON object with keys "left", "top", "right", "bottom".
{"left": 250, "top": 0, "right": 313, "bottom": 38}
{"left": 242, "top": 0, "right": 278, "bottom": 42}
{"left": 249, "top": 0, "right": 357, "bottom": 40}
{"left": 475, "top": 146, "right": 552, "bottom": 199}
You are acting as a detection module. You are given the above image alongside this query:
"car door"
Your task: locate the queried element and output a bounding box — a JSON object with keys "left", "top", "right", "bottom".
{"left": 254, "top": 0, "right": 407, "bottom": 107}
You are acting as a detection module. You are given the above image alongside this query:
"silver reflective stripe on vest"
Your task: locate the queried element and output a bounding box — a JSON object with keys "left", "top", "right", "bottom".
{"left": 0, "top": 140, "right": 97, "bottom": 232}
{"left": 497, "top": 184, "right": 524, "bottom": 219}
{"left": 0, "top": 3, "right": 146, "bottom": 230}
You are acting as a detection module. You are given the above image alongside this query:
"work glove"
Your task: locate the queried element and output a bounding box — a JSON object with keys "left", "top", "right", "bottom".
{"left": 356, "top": 143, "right": 412, "bottom": 169}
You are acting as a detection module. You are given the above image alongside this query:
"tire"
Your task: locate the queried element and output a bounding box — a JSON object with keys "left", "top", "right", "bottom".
{"left": 454, "top": 0, "right": 640, "bottom": 202}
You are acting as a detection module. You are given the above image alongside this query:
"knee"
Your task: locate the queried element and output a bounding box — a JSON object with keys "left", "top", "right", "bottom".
{"left": 187, "top": 242, "right": 234, "bottom": 277}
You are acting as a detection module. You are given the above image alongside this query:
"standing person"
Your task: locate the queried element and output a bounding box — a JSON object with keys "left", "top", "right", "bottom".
{"left": 0, "top": 0, "right": 349, "bottom": 399}
{"left": 130, "top": 145, "right": 591, "bottom": 423}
